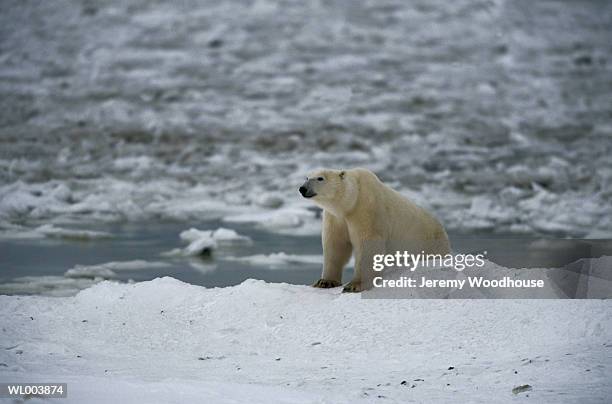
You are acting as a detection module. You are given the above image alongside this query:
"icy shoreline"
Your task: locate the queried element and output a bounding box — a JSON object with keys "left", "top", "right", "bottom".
{"left": 1, "top": 277, "right": 611, "bottom": 403}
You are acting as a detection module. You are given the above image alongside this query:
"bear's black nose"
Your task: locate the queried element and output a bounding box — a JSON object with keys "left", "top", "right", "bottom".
{"left": 299, "top": 186, "right": 307, "bottom": 196}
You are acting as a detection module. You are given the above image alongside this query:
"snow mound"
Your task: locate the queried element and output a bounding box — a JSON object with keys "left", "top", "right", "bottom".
{"left": 1, "top": 277, "right": 611, "bottom": 403}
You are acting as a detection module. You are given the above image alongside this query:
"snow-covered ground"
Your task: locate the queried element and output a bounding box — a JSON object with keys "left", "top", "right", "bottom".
{"left": 2, "top": 277, "right": 611, "bottom": 403}
{"left": 1, "top": 1, "right": 611, "bottom": 401}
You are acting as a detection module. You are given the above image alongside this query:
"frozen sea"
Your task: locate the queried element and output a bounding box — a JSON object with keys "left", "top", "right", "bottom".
{"left": 1, "top": 0, "right": 612, "bottom": 294}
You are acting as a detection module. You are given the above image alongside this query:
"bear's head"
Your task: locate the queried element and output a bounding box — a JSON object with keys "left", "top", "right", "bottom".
{"left": 299, "top": 169, "right": 357, "bottom": 216}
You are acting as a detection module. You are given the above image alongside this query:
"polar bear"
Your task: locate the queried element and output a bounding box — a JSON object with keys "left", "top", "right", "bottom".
{"left": 299, "top": 168, "right": 450, "bottom": 292}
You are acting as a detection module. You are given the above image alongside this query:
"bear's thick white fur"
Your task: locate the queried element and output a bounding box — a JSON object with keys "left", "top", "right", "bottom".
{"left": 301, "top": 168, "right": 450, "bottom": 292}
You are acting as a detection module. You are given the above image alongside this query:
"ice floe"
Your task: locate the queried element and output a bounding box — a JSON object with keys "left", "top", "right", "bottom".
{"left": 225, "top": 252, "right": 323, "bottom": 268}
{"left": 162, "top": 227, "right": 252, "bottom": 257}
{"left": 64, "top": 260, "right": 171, "bottom": 280}
{"left": 0, "top": 276, "right": 107, "bottom": 297}
{"left": 0, "top": 223, "right": 112, "bottom": 240}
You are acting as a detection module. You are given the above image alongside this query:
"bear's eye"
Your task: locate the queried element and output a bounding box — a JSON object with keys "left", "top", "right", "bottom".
{"left": 317, "top": 177, "right": 324, "bottom": 181}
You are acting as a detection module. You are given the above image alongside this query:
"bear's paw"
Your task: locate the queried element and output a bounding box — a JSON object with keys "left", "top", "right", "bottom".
{"left": 342, "top": 280, "right": 363, "bottom": 293}
{"left": 312, "top": 279, "right": 342, "bottom": 288}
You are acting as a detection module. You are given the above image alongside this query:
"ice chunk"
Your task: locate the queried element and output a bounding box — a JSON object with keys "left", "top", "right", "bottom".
{"left": 0, "top": 276, "right": 104, "bottom": 297}
{"left": 65, "top": 260, "right": 171, "bottom": 279}
{"left": 180, "top": 227, "right": 251, "bottom": 244}
{"left": 165, "top": 227, "right": 251, "bottom": 257}
{"left": 254, "top": 193, "right": 284, "bottom": 209}
{"left": 211, "top": 227, "right": 252, "bottom": 243}
{"left": 65, "top": 266, "right": 117, "bottom": 280}
{"left": 224, "top": 207, "right": 315, "bottom": 230}
{"left": 183, "top": 236, "right": 216, "bottom": 257}
{"left": 35, "top": 224, "right": 113, "bottom": 240}
{"left": 0, "top": 223, "right": 112, "bottom": 240}
{"left": 225, "top": 252, "right": 322, "bottom": 268}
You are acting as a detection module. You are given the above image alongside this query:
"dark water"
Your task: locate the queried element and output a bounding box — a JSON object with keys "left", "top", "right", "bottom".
{"left": 2, "top": 220, "right": 610, "bottom": 296}
{"left": 0, "top": 221, "right": 351, "bottom": 295}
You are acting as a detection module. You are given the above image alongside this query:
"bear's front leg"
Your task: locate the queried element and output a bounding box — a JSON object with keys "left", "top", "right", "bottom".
{"left": 313, "top": 212, "right": 352, "bottom": 289}
{"left": 343, "top": 237, "right": 384, "bottom": 293}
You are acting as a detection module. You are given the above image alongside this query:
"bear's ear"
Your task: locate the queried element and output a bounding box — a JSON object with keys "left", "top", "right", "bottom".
{"left": 339, "top": 171, "right": 346, "bottom": 180}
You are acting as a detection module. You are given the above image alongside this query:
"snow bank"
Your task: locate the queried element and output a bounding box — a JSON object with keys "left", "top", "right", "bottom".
{"left": 1, "top": 277, "right": 611, "bottom": 403}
